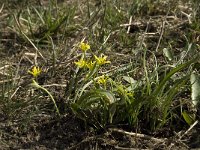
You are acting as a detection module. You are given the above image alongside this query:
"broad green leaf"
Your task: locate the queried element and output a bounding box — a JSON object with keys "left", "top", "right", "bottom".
{"left": 182, "top": 110, "right": 195, "bottom": 126}
{"left": 163, "top": 48, "right": 173, "bottom": 61}
{"left": 77, "top": 89, "right": 116, "bottom": 108}
{"left": 190, "top": 73, "right": 200, "bottom": 106}
{"left": 123, "top": 76, "right": 138, "bottom": 91}
{"left": 109, "top": 103, "right": 116, "bottom": 123}
{"left": 95, "top": 89, "right": 116, "bottom": 104}
{"left": 123, "top": 76, "right": 136, "bottom": 84}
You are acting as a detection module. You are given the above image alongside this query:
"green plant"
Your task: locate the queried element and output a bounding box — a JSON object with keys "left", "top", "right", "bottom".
{"left": 30, "top": 79, "right": 60, "bottom": 116}
{"left": 0, "top": 67, "right": 17, "bottom": 118}
{"left": 9, "top": 1, "right": 77, "bottom": 69}
{"left": 137, "top": 48, "right": 199, "bottom": 130}
{"left": 70, "top": 40, "right": 199, "bottom": 131}
{"left": 11, "top": 1, "right": 76, "bottom": 41}
{"left": 0, "top": 64, "right": 43, "bottom": 130}
{"left": 71, "top": 76, "right": 137, "bottom": 129}
{"left": 28, "top": 66, "right": 60, "bottom": 116}
{"left": 71, "top": 42, "right": 125, "bottom": 128}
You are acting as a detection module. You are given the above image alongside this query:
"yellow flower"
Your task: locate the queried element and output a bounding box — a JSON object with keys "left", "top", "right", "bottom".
{"left": 75, "top": 59, "right": 87, "bottom": 68}
{"left": 94, "top": 54, "right": 111, "bottom": 65}
{"left": 97, "top": 75, "right": 108, "bottom": 85}
{"left": 28, "top": 66, "right": 41, "bottom": 77}
{"left": 79, "top": 42, "right": 90, "bottom": 52}
{"left": 125, "top": 90, "right": 134, "bottom": 97}
{"left": 86, "top": 61, "right": 95, "bottom": 70}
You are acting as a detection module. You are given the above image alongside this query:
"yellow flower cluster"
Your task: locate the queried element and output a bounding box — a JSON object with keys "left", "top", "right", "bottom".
{"left": 86, "top": 61, "right": 95, "bottom": 70}
{"left": 97, "top": 75, "right": 108, "bottom": 85}
{"left": 74, "top": 59, "right": 87, "bottom": 68}
{"left": 74, "top": 59, "right": 95, "bottom": 69}
{"left": 75, "top": 42, "right": 111, "bottom": 69}
{"left": 94, "top": 54, "right": 111, "bottom": 65}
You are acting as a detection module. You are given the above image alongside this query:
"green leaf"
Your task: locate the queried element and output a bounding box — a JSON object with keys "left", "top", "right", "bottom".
{"left": 163, "top": 48, "right": 173, "bottom": 61}
{"left": 112, "top": 81, "right": 131, "bottom": 104}
{"left": 182, "top": 110, "right": 195, "bottom": 126}
{"left": 85, "top": 62, "right": 98, "bottom": 81}
{"left": 123, "top": 76, "right": 138, "bottom": 90}
{"left": 190, "top": 73, "right": 200, "bottom": 106}
{"left": 77, "top": 89, "right": 116, "bottom": 108}
{"left": 153, "top": 55, "right": 199, "bottom": 96}
{"left": 122, "top": 76, "right": 136, "bottom": 84}
{"left": 96, "top": 89, "right": 116, "bottom": 104}
{"left": 109, "top": 103, "right": 116, "bottom": 123}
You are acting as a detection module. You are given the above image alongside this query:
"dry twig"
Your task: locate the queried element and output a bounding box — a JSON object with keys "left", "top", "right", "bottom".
{"left": 109, "top": 128, "right": 167, "bottom": 143}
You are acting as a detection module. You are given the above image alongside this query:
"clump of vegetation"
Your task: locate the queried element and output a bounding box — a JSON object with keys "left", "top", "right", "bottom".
{"left": 71, "top": 41, "right": 199, "bottom": 132}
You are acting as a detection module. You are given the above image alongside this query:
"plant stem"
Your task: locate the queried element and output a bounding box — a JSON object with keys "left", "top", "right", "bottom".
{"left": 31, "top": 80, "right": 60, "bottom": 116}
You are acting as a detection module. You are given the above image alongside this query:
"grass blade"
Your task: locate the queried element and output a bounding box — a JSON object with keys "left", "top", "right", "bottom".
{"left": 190, "top": 73, "right": 200, "bottom": 106}
{"left": 153, "top": 55, "right": 199, "bottom": 96}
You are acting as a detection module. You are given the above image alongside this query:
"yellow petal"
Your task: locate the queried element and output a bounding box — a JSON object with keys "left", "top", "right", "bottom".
{"left": 28, "top": 66, "right": 41, "bottom": 77}
{"left": 79, "top": 42, "right": 90, "bottom": 52}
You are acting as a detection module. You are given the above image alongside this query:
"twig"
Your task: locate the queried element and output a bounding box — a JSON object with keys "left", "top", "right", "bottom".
{"left": 13, "top": 14, "right": 46, "bottom": 63}
{"left": 109, "top": 128, "right": 167, "bottom": 143}
{"left": 155, "top": 20, "right": 165, "bottom": 52}
{"left": 155, "top": 7, "right": 171, "bottom": 52}
{"left": 181, "top": 11, "right": 192, "bottom": 24}
{"left": 0, "top": 65, "right": 11, "bottom": 76}
{"left": 0, "top": 77, "right": 25, "bottom": 84}
{"left": 0, "top": 65, "right": 10, "bottom": 71}
{"left": 179, "top": 120, "right": 199, "bottom": 140}
{"left": 120, "top": 22, "right": 141, "bottom": 27}
{"left": 0, "top": 3, "right": 4, "bottom": 13}
{"left": 43, "top": 84, "right": 66, "bottom": 87}
{"left": 10, "top": 86, "right": 21, "bottom": 99}
{"left": 127, "top": 16, "right": 133, "bottom": 34}
{"left": 115, "top": 146, "right": 150, "bottom": 150}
